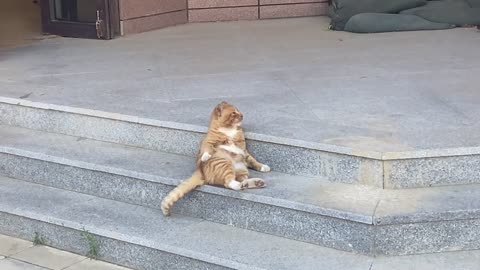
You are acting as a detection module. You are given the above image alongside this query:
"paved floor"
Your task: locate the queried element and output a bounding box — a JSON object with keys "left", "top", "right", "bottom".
{"left": 0, "top": 234, "right": 131, "bottom": 270}
{"left": 1, "top": 17, "right": 480, "bottom": 152}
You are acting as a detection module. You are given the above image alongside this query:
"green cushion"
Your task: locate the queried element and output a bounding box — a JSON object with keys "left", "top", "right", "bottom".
{"left": 330, "top": 0, "right": 427, "bottom": 30}
{"left": 344, "top": 13, "right": 455, "bottom": 33}
{"left": 467, "top": 0, "right": 480, "bottom": 7}
{"left": 408, "top": 7, "right": 480, "bottom": 26}
{"left": 400, "top": 0, "right": 471, "bottom": 14}
{"left": 327, "top": 5, "right": 335, "bottom": 18}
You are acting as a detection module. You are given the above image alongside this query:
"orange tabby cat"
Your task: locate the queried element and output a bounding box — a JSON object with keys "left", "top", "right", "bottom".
{"left": 161, "top": 101, "right": 270, "bottom": 216}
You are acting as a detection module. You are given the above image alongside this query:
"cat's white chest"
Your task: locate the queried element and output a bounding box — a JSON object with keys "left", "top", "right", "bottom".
{"left": 219, "top": 144, "right": 245, "bottom": 156}
{"left": 218, "top": 127, "right": 239, "bottom": 139}
{"left": 218, "top": 127, "right": 244, "bottom": 156}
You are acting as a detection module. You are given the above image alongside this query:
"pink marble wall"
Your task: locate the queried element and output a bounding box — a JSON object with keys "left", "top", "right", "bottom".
{"left": 189, "top": 0, "right": 258, "bottom": 9}
{"left": 187, "top": 0, "right": 328, "bottom": 23}
{"left": 260, "top": 2, "right": 328, "bottom": 19}
{"left": 118, "top": 0, "right": 329, "bottom": 34}
{"left": 189, "top": 7, "right": 258, "bottom": 22}
{"left": 119, "top": 0, "right": 187, "bottom": 35}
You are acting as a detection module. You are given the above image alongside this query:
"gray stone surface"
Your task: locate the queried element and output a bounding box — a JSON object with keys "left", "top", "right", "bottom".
{"left": 2, "top": 126, "right": 480, "bottom": 254}
{"left": 1, "top": 17, "right": 480, "bottom": 155}
{"left": 375, "top": 219, "right": 480, "bottom": 256}
{"left": 0, "top": 100, "right": 383, "bottom": 185}
{"left": 0, "top": 214, "right": 229, "bottom": 270}
{"left": 0, "top": 178, "right": 373, "bottom": 270}
{"left": 0, "top": 125, "right": 378, "bottom": 253}
{"left": 2, "top": 177, "right": 480, "bottom": 268}
{"left": 375, "top": 184, "right": 480, "bottom": 225}
{"left": 3, "top": 98, "right": 480, "bottom": 188}
{"left": 384, "top": 155, "right": 480, "bottom": 188}
{"left": 2, "top": 153, "right": 376, "bottom": 253}
{"left": 0, "top": 124, "right": 377, "bottom": 222}
{"left": 372, "top": 250, "right": 480, "bottom": 270}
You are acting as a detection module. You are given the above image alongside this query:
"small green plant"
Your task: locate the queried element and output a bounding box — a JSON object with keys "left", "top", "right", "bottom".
{"left": 33, "top": 232, "right": 46, "bottom": 246}
{"left": 82, "top": 228, "right": 99, "bottom": 259}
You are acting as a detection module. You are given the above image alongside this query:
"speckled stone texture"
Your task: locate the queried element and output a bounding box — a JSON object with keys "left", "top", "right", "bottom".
{"left": 3, "top": 100, "right": 480, "bottom": 188}
{"left": 0, "top": 102, "right": 383, "bottom": 185}
{"left": 119, "top": 0, "right": 187, "bottom": 20}
{"left": 3, "top": 125, "right": 480, "bottom": 255}
{"left": 0, "top": 153, "right": 374, "bottom": 254}
{"left": 117, "top": 0, "right": 188, "bottom": 34}
{"left": 247, "top": 139, "right": 383, "bottom": 186}
{"left": 0, "top": 102, "right": 203, "bottom": 157}
{"left": 188, "top": 0, "right": 258, "bottom": 9}
{"left": 0, "top": 214, "right": 228, "bottom": 270}
{"left": 121, "top": 10, "right": 188, "bottom": 35}
{"left": 375, "top": 219, "right": 480, "bottom": 256}
{"left": 384, "top": 155, "right": 480, "bottom": 189}
{"left": 0, "top": 179, "right": 374, "bottom": 269}
{"left": 260, "top": 3, "right": 328, "bottom": 19}
{"left": 3, "top": 177, "right": 480, "bottom": 264}
{"left": 188, "top": 7, "right": 259, "bottom": 22}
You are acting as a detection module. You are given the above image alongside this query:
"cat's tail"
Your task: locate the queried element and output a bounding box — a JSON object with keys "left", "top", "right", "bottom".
{"left": 161, "top": 169, "right": 205, "bottom": 216}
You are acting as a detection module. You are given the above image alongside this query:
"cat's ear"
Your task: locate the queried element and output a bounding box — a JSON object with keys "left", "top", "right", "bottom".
{"left": 215, "top": 102, "right": 226, "bottom": 118}
{"left": 214, "top": 101, "right": 229, "bottom": 118}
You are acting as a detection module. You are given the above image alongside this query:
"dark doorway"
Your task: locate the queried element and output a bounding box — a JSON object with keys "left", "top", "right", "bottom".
{"left": 40, "top": 0, "right": 119, "bottom": 39}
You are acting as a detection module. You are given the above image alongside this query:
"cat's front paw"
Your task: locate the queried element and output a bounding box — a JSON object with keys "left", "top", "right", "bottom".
{"left": 260, "top": 164, "right": 271, "bottom": 172}
{"left": 201, "top": 152, "right": 212, "bottom": 162}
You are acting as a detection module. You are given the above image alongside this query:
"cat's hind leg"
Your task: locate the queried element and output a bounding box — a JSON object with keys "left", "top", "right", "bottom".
{"left": 240, "top": 178, "right": 266, "bottom": 189}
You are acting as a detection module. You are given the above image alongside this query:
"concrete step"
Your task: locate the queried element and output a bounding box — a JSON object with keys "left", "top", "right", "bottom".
{"left": 0, "top": 124, "right": 480, "bottom": 256}
{"left": 0, "top": 177, "right": 372, "bottom": 270}
{"left": 2, "top": 177, "right": 480, "bottom": 270}
{"left": 2, "top": 97, "right": 480, "bottom": 189}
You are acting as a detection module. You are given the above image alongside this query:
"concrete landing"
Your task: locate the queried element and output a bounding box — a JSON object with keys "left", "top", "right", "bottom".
{"left": 1, "top": 17, "right": 480, "bottom": 154}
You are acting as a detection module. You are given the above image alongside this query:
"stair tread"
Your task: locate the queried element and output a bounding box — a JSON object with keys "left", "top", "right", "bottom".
{"left": 0, "top": 176, "right": 372, "bottom": 270}
{"left": 1, "top": 124, "right": 479, "bottom": 225}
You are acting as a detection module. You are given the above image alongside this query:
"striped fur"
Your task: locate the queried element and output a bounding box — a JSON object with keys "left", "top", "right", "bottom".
{"left": 161, "top": 101, "right": 270, "bottom": 216}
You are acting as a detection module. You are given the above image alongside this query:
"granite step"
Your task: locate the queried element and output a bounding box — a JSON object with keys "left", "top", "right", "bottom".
{"left": 1, "top": 124, "right": 480, "bottom": 256}
{"left": 2, "top": 177, "right": 480, "bottom": 270}
{"left": 2, "top": 97, "right": 480, "bottom": 188}
{"left": 0, "top": 177, "right": 373, "bottom": 270}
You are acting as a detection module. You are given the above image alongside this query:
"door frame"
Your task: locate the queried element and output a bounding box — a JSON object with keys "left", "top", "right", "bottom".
{"left": 39, "top": 0, "right": 119, "bottom": 39}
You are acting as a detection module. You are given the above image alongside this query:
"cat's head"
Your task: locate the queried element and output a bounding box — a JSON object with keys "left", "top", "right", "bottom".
{"left": 212, "top": 101, "right": 243, "bottom": 127}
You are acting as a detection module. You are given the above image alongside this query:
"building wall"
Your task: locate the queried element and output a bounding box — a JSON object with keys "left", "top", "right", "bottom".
{"left": 119, "top": 0, "right": 188, "bottom": 35}
{"left": 188, "top": 0, "right": 329, "bottom": 22}
{"left": 119, "top": 0, "right": 328, "bottom": 35}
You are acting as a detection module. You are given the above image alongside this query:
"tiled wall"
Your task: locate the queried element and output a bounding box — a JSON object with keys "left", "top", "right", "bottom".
{"left": 188, "top": 0, "right": 329, "bottom": 22}
{"left": 119, "top": 0, "right": 328, "bottom": 35}
{"left": 119, "top": 0, "right": 188, "bottom": 35}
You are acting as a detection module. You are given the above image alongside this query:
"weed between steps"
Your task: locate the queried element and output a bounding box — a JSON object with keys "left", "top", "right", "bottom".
{"left": 82, "top": 228, "right": 100, "bottom": 259}
{"left": 33, "top": 232, "right": 46, "bottom": 246}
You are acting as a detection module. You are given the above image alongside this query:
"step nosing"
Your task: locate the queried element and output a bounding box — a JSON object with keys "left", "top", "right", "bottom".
{"left": 0, "top": 145, "right": 373, "bottom": 224}
{"left": 4, "top": 96, "right": 480, "bottom": 160}
{"left": 0, "top": 209, "right": 260, "bottom": 270}
{"left": 4, "top": 144, "right": 480, "bottom": 226}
